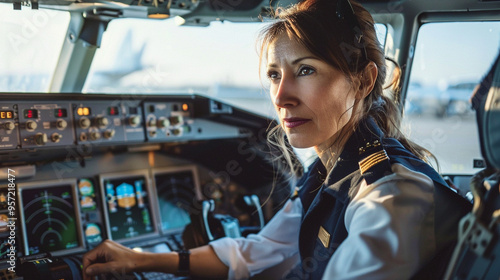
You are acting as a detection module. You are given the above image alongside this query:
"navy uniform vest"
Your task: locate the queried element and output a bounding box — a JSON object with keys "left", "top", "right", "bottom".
{"left": 285, "top": 118, "right": 471, "bottom": 280}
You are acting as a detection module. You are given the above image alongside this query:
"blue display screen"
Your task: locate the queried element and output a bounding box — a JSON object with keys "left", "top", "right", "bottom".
{"left": 155, "top": 170, "right": 195, "bottom": 232}
{"left": 103, "top": 176, "right": 154, "bottom": 240}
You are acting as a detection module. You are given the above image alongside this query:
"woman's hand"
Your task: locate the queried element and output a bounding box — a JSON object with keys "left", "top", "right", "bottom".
{"left": 82, "top": 239, "right": 228, "bottom": 280}
{"left": 82, "top": 239, "right": 146, "bottom": 280}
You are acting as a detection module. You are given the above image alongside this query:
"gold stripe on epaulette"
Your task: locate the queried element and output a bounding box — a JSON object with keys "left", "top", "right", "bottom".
{"left": 318, "top": 226, "right": 330, "bottom": 248}
{"left": 359, "top": 149, "right": 389, "bottom": 174}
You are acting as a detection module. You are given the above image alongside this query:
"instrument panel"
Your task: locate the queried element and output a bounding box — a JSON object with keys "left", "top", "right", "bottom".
{"left": 12, "top": 166, "right": 201, "bottom": 253}
{"left": 0, "top": 93, "right": 281, "bottom": 280}
{"left": 2, "top": 165, "right": 202, "bottom": 279}
{"left": 0, "top": 94, "right": 261, "bottom": 154}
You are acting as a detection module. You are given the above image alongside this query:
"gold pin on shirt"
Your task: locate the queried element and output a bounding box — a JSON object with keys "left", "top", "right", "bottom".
{"left": 318, "top": 226, "right": 331, "bottom": 248}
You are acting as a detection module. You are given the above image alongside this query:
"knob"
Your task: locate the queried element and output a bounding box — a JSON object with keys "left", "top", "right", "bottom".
{"left": 26, "top": 120, "right": 37, "bottom": 131}
{"left": 96, "top": 117, "right": 109, "bottom": 128}
{"left": 79, "top": 132, "right": 88, "bottom": 142}
{"left": 157, "top": 118, "right": 170, "bottom": 128}
{"left": 148, "top": 119, "right": 157, "bottom": 127}
{"left": 89, "top": 131, "right": 101, "bottom": 141}
{"left": 172, "top": 127, "right": 182, "bottom": 136}
{"left": 129, "top": 116, "right": 141, "bottom": 127}
{"left": 103, "top": 129, "right": 115, "bottom": 139}
{"left": 51, "top": 133, "right": 62, "bottom": 143}
{"left": 34, "top": 133, "right": 47, "bottom": 145}
{"left": 56, "top": 119, "right": 67, "bottom": 130}
{"left": 169, "top": 115, "right": 183, "bottom": 126}
{"left": 80, "top": 117, "right": 91, "bottom": 129}
{"left": 4, "top": 122, "right": 15, "bottom": 131}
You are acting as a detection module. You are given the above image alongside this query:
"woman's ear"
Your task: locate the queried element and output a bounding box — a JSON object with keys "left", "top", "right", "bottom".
{"left": 356, "top": 61, "right": 378, "bottom": 99}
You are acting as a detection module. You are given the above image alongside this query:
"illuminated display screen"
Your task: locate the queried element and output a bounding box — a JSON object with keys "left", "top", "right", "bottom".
{"left": 23, "top": 109, "right": 38, "bottom": 119}
{"left": 54, "top": 108, "right": 67, "bottom": 118}
{"left": 0, "top": 111, "right": 13, "bottom": 119}
{"left": 107, "top": 106, "right": 119, "bottom": 116}
{"left": 103, "top": 175, "right": 154, "bottom": 240}
{"left": 21, "top": 185, "right": 80, "bottom": 255}
{"left": 155, "top": 170, "right": 196, "bottom": 232}
{"left": 77, "top": 107, "right": 91, "bottom": 116}
{"left": 85, "top": 223, "right": 103, "bottom": 244}
{"left": 78, "top": 178, "right": 96, "bottom": 211}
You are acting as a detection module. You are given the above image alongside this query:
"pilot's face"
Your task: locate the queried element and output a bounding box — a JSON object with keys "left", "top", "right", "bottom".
{"left": 267, "top": 34, "right": 357, "bottom": 151}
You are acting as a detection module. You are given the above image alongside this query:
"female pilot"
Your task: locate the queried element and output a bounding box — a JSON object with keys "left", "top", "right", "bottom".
{"left": 83, "top": 0, "right": 466, "bottom": 279}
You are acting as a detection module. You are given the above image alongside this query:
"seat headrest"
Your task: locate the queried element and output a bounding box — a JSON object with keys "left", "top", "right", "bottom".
{"left": 471, "top": 52, "right": 500, "bottom": 170}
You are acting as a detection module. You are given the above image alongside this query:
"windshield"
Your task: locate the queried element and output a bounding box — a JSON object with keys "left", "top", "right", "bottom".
{"left": 0, "top": 3, "right": 69, "bottom": 92}
{"left": 83, "top": 19, "right": 275, "bottom": 116}
{"left": 0, "top": 7, "right": 387, "bottom": 118}
{"left": 83, "top": 19, "right": 387, "bottom": 118}
{"left": 403, "top": 21, "right": 500, "bottom": 175}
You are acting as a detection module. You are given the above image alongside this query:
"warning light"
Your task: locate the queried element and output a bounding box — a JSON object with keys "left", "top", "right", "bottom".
{"left": 77, "top": 107, "right": 91, "bottom": 116}
{"left": 182, "top": 103, "right": 189, "bottom": 111}
{"left": 23, "top": 109, "right": 38, "bottom": 119}
{"left": 107, "top": 106, "right": 119, "bottom": 116}
{"left": 54, "top": 108, "right": 67, "bottom": 118}
{"left": 0, "top": 111, "right": 13, "bottom": 119}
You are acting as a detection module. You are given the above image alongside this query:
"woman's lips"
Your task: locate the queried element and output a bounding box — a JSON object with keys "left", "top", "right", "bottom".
{"left": 283, "top": 118, "right": 311, "bottom": 128}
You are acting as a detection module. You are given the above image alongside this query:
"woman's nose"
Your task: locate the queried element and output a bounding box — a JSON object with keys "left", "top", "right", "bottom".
{"left": 273, "top": 75, "right": 298, "bottom": 109}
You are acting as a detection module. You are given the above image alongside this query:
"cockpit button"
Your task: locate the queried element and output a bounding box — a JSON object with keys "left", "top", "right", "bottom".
{"left": 80, "top": 117, "right": 91, "bottom": 129}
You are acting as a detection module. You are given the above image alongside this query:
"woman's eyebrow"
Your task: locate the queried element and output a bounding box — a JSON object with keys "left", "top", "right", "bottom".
{"left": 291, "top": 56, "right": 319, "bottom": 65}
{"left": 267, "top": 56, "right": 320, "bottom": 68}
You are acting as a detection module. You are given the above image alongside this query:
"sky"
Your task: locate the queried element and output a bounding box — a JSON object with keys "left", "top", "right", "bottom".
{"left": 410, "top": 22, "right": 500, "bottom": 88}
{"left": 0, "top": 4, "right": 68, "bottom": 73}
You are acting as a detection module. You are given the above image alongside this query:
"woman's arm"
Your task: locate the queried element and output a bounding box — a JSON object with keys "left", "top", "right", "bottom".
{"left": 209, "top": 198, "right": 303, "bottom": 279}
{"left": 322, "top": 163, "right": 436, "bottom": 280}
{"left": 82, "top": 240, "right": 228, "bottom": 280}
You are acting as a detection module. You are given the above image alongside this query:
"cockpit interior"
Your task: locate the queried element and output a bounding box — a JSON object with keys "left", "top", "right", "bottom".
{"left": 0, "top": 0, "right": 499, "bottom": 279}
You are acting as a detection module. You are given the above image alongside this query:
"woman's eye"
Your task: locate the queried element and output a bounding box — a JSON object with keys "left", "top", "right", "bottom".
{"left": 298, "top": 67, "right": 315, "bottom": 76}
{"left": 267, "top": 71, "right": 280, "bottom": 80}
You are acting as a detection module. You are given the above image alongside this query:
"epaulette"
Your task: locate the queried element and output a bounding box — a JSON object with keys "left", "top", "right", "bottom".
{"left": 291, "top": 186, "right": 301, "bottom": 200}
{"left": 358, "top": 139, "right": 393, "bottom": 185}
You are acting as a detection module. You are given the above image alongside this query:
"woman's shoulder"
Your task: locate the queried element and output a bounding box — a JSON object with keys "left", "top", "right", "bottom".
{"left": 348, "top": 162, "right": 436, "bottom": 219}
